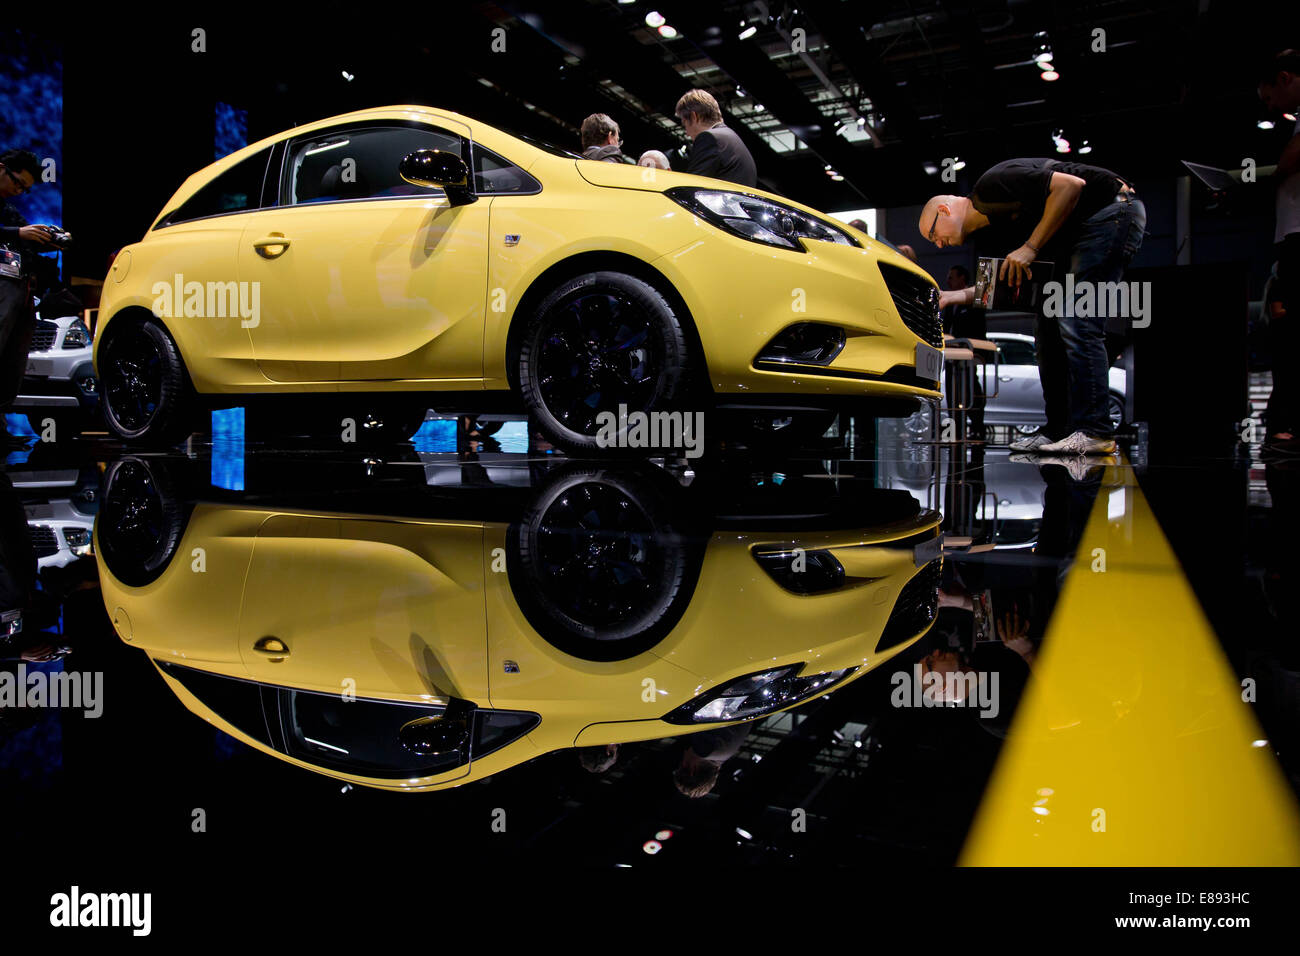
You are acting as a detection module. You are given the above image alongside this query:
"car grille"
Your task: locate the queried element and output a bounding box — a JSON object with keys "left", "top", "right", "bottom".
{"left": 30, "top": 321, "right": 58, "bottom": 352}
{"left": 878, "top": 262, "right": 943, "bottom": 348}
{"left": 28, "top": 525, "right": 59, "bottom": 558}
{"left": 875, "top": 559, "right": 942, "bottom": 652}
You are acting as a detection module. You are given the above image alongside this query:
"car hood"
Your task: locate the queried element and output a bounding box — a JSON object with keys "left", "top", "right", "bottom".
{"left": 573, "top": 160, "right": 871, "bottom": 239}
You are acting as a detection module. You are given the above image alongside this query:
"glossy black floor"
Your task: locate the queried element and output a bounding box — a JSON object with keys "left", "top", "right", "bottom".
{"left": 2, "top": 406, "right": 1299, "bottom": 894}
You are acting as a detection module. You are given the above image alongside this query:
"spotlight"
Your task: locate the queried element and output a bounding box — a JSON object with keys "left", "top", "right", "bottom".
{"left": 645, "top": 10, "right": 665, "bottom": 27}
{"left": 1055, "top": 139, "right": 1071, "bottom": 153}
{"left": 923, "top": 161, "right": 939, "bottom": 175}
{"left": 1258, "top": 119, "right": 1276, "bottom": 130}
{"left": 739, "top": 24, "right": 758, "bottom": 40}
{"left": 952, "top": 158, "right": 966, "bottom": 171}
{"left": 1078, "top": 140, "right": 1092, "bottom": 154}
{"left": 856, "top": 116, "right": 866, "bottom": 127}
{"left": 658, "top": 24, "right": 678, "bottom": 38}
{"left": 1285, "top": 113, "right": 1297, "bottom": 122}
{"left": 1036, "top": 59, "right": 1055, "bottom": 71}
{"left": 1034, "top": 31, "right": 1053, "bottom": 63}
{"left": 341, "top": 70, "right": 354, "bottom": 82}
{"left": 830, "top": 173, "right": 844, "bottom": 181}
{"left": 1040, "top": 69, "right": 1059, "bottom": 82}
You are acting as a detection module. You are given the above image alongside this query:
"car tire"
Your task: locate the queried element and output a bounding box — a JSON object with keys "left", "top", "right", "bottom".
{"left": 100, "top": 319, "right": 193, "bottom": 444}
{"left": 1108, "top": 392, "right": 1126, "bottom": 430}
{"left": 518, "top": 271, "right": 690, "bottom": 456}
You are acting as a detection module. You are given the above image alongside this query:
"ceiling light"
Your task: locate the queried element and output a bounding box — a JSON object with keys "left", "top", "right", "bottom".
{"left": 658, "top": 24, "right": 678, "bottom": 38}
{"left": 1258, "top": 119, "right": 1276, "bottom": 129}
{"left": 831, "top": 174, "right": 844, "bottom": 181}
{"left": 1034, "top": 31, "right": 1053, "bottom": 63}
{"left": 1037, "top": 59, "right": 1054, "bottom": 71}
{"left": 1055, "top": 139, "right": 1071, "bottom": 153}
{"left": 856, "top": 116, "right": 866, "bottom": 127}
{"left": 923, "top": 162, "right": 939, "bottom": 175}
{"left": 1285, "top": 113, "right": 1297, "bottom": 121}
{"left": 739, "top": 24, "right": 757, "bottom": 40}
{"left": 1078, "top": 140, "right": 1092, "bottom": 154}
{"left": 1040, "top": 69, "right": 1059, "bottom": 82}
{"left": 341, "top": 70, "right": 354, "bottom": 81}
{"left": 952, "top": 159, "right": 966, "bottom": 171}
{"left": 645, "top": 10, "right": 665, "bottom": 27}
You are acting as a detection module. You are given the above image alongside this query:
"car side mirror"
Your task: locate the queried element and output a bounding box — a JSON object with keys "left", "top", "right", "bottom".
{"left": 399, "top": 148, "right": 477, "bottom": 207}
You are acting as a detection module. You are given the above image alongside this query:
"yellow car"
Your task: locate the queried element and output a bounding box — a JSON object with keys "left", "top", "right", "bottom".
{"left": 94, "top": 105, "right": 943, "bottom": 450}
{"left": 95, "top": 457, "right": 942, "bottom": 791}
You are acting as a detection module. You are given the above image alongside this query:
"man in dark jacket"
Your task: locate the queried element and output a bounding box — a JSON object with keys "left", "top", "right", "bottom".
{"left": 675, "top": 90, "right": 757, "bottom": 187}
{"left": 579, "top": 114, "right": 634, "bottom": 164}
{"left": 0, "top": 149, "right": 56, "bottom": 418}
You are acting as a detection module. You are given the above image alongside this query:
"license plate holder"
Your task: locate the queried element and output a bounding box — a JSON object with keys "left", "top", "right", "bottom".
{"left": 915, "top": 342, "right": 943, "bottom": 382}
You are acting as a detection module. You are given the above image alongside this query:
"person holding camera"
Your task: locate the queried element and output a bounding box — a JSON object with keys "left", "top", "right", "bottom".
{"left": 0, "top": 148, "right": 61, "bottom": 423}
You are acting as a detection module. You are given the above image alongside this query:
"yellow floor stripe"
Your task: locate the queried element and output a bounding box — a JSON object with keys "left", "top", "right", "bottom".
{"left": 961, "top": 463, "right": 1300, "bottom": 865}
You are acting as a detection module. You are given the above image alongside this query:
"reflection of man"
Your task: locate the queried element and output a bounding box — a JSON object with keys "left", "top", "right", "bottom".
{"left": 943, "top": 265, "right": 984, "bottom": 340}
{"left": 673, "top": 722, "right": 753, "bottom": 798}
{"left": 675, "top": 90, "right": 757, "bottom": 187}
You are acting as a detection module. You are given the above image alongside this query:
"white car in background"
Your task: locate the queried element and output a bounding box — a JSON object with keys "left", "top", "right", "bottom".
{"left": 16, "top": 309, "right": 99, "bottom": 420}
{"left": 983, "top": 332, "right": 1127, "bottom": 434}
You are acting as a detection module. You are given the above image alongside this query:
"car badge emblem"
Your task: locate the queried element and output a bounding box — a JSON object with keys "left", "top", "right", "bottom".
{"left": 503, "top": 660, "right": 520, "bottom": 673}
{"left": 503, "top": 234, "right": 520, "bottom": 246}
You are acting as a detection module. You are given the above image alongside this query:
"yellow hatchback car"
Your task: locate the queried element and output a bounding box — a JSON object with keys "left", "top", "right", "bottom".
{"left": 95, "top": 105, "right": 943, "bottom": 450}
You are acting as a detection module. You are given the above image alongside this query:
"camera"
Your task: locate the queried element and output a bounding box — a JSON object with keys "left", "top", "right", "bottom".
{"left": 40, "top": 224, "right": 73, "bottom": 249}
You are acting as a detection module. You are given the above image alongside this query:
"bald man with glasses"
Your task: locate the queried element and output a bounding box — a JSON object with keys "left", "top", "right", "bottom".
{"left": 919, "top": 158, "right": 1145, "bottom": 456}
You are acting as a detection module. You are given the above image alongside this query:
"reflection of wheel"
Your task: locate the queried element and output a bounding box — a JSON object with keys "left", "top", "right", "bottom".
{"left": 97, "top": 458, "right": 187, "bottom": 587}
{"left": 507, "top": 466, "right": 702, "bottom": 661}
{"left": 1108, "top": 392, "right": 1126, "bottom": 430}
{"left": 1014, "top": 424, "right": 1042, "bottom": 436}
{"left": 518, "top": 272, "right": 691, "bottom": 456}
{"left": 100, "top": 319, "right": 192, "bottom": 443}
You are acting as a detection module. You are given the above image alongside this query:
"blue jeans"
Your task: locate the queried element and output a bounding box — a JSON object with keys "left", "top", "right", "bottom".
{"left": 1034, "top": 197, "right": 1146, "bottom": 438}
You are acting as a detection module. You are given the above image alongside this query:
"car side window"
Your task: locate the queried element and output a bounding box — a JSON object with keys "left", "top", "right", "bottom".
{"left": 472, "top": 143, "right": 541, "bottom": 195}
{"left": 285, "top": 125, "right": 466, "bottom": 205}
{"left": 997, "top": 339, "right": 1038, "bottom": 365}
{"left": 156, "top": 147, "right": 272, "bottom": 227}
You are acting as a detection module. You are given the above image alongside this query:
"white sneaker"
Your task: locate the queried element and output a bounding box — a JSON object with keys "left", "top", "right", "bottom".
{"left": 1038, "top": 430, "right": 1117, "bottom": 455}
{"left": 1008, "top": 433, "right": 1054, "bottom": 453}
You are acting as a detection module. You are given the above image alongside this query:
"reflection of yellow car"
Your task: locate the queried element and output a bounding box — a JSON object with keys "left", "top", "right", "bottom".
{"left": 96, "top": 459, "right": 941, "bottom": 791}
{"left": 94, "top": 105, "right": 942, "bottom": 450}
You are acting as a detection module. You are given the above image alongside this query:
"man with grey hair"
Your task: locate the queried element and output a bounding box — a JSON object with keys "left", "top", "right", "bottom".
{"left": 637, "top": 149, "right": 670, "bottom": 170}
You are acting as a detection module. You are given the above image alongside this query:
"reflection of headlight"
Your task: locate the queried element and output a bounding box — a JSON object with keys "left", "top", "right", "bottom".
{"left": 62, "top": 320, "right": 91, "bottom": 349}
{"left": 666, "top": 187, "right": 859, "bottom": 252}
{"left": 664, "top": 664, "right": 857, "bottom": 724}
{"left": 63, "top": 527, "right": 93, "bottom": 555}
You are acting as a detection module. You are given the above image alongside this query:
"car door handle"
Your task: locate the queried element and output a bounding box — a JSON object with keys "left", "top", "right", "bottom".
{"left": 253, "top": 636, "right": 290, "bottom": 660}
{"left": 252, "top": 233, "right": 291, "bottom": 258}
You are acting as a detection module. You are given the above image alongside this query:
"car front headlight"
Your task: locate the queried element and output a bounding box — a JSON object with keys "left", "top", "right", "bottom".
{"left": 664, "top": 663, "right": 858, "bottom": 724}
{"left": 63, "top": 527, "right": 93, "bottom": 555}
{"left": 62, "top": 319, "right": 91, "bottom": 349}
{"left": 666, "top": 187, "right": 859, "bottom": 252}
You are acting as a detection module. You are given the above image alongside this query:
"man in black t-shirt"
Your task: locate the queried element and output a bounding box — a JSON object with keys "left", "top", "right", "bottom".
{"left": 919, "top": 158, "right": 1146, "bottom": 455}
